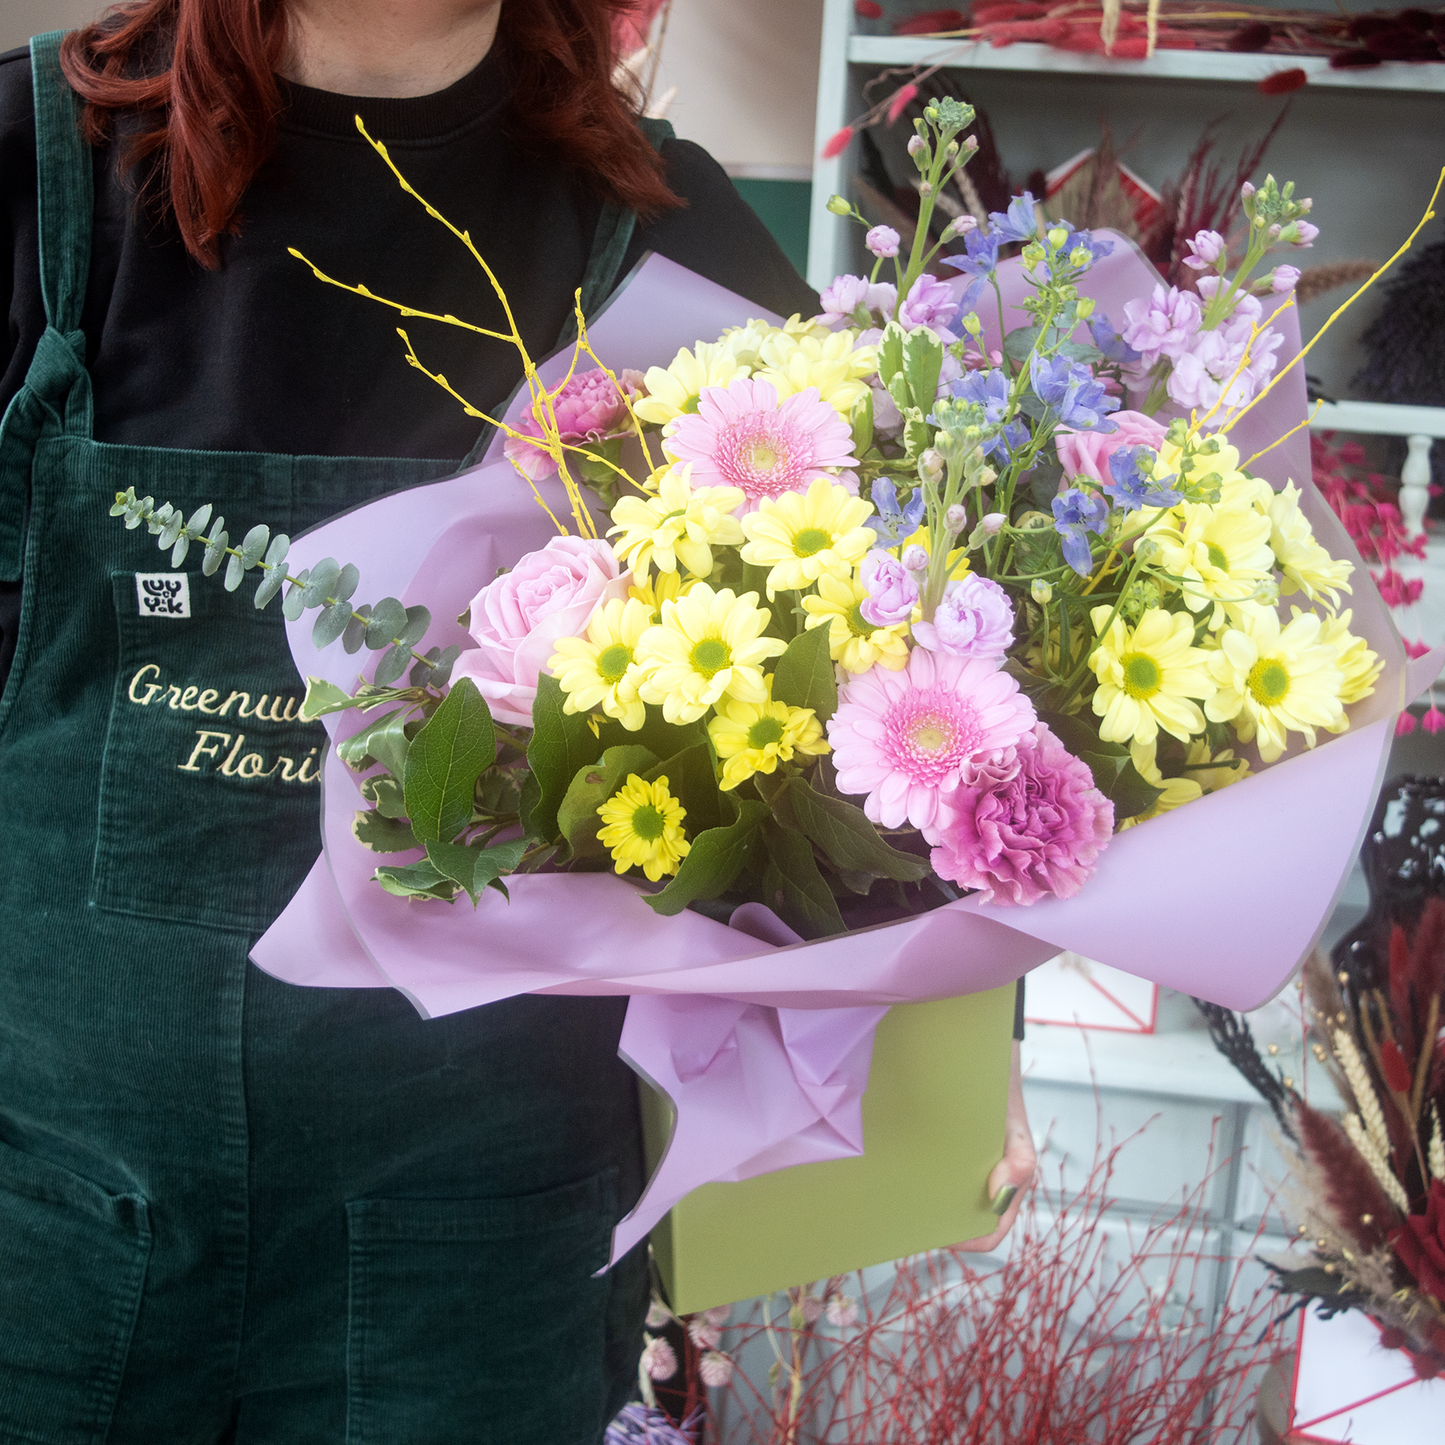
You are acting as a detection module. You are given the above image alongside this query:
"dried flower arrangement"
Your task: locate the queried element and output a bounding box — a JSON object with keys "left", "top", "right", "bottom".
{"left": 633, "top": 1123, "right": 1289, "bottom": 1444}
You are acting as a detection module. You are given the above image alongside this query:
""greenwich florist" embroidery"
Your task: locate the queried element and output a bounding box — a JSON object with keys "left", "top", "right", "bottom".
{"left": 127, "top": 662, "right": 321, "bottom": 783}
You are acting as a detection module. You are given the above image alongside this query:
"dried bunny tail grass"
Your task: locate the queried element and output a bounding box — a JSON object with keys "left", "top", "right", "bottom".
{"left": 1295, "top": 261, "right": 1380, "bottom": 307}
{"left": 1335, "top": 1028, "right": 1391, "bottom": 1158}
{"left": 1344, "top": 1113, "right": 1411, "bottom": 1212}
{"left": 1292, "top": 1102, "right": 1401, "bottom": 1250}
{"left": 1431, "top": 1102, "right": 1445, "bottom": 1185}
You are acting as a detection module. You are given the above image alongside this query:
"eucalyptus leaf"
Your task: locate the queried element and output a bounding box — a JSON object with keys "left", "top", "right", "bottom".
{"left": 223, "top": 552, "right": 245, "bottom": 591}
{"left": 557, "top": 745, "right": 658, "bottom": 857}
{"left": 427, "top": 643, "right": 461, "bottom": 689}
{"left": 334, "top": 561, "right": 359, "bottom": 602}
{"left": 398, "top": 604, "right": 431, "bottom": 649}
{"left": 282, "top": 571, "right": 310, "bottom": 621}
{"left": 185, "top": 503, "right": 213, "bottom": 535}
{"left": 312, "top": 597, "right": 353, "bottom": 647}
{"left": 402, "top": 677, "right": 496, "bottom": 844}
{"left": 365, "top": 597, "right": 407, "bottom": 650}
{"left": 252, "top": 564, "right": 285, "bottom": 610}
{"left": 769, "top": 624, "right": 837, "bottom": 721}
{"left": 353, "top": 809, "right": 419, "bottom": 853}
{"left": 342, "top": 604, "right": 372, "bottom": 655}
{"left": 171, "top": 535, "right": 190, "bottom": 568}
{"left": 264, "top": 533, "right": 290, "bottom": 569}
{"left": 373, "top": 641, "right": 412, "bottom": 688}
{"left": 240, "top": 524, "right": 269, "bottom": 568}
{"left": 645, "top": 800, "right": 766, "bottom": 917}
{"left": 158, "top": 510, "right": 185, "bottom": 550}
{"left": 301, "top": 558, "right": 342, "bottom": 609}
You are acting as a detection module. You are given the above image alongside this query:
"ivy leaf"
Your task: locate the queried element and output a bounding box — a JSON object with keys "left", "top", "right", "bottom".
{"left": 353, "top": 809, "right": 419, "bottom": 853}
{"left": 758, "top": 821, "right": 845, "bottom": 940}
{"left": 366, "top": 708, "right": 413, "bottom": 781}
{"left": 769, "top": 625, "right": 838, "bottom": 722}
{"left": 646, "top": 800, "right": 767, "bottom": 917}
{"left": 299, "top": 676, "right": 356, "bottom": 721}
{"left": 557, "top": 745, "right": 659, "bottom": 858}
{"left": 877, "top": 322, "right": 907, "bottom": 393}
{"left": 340, "top": 708, "right": 406, "bottom": 772}
{"left": 403, "top": 678, "right": 496, "bottom": 844}
{"left": 526, "top": 673, "right": 603, "bottom": 844}
{"left": 769, "top": 777, "right": 927, "bottom": 881}
{"left": 360, "top": 773, "right": 408, "bottom": 819}
{"left": 902, "top": 327, "right": 944, "bottom": 419}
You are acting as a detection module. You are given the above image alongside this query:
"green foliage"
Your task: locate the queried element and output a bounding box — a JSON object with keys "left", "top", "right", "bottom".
{"left": 770, "top": 625, "right": 837, "bottom": 722}
{"left": 526, "top": 673, "right": 604, "bottom": 844}
{"left": 1038, "top": 710, "right": 1161, "bottom": 821}
{"left": 902, "top": 328, "right": 944, "bottom": 419}
{"left": 360, "top": 773, "right": 407, "bottom": 818}
{"left": 556, "top": 745, "right": 658, "bottom": 858}
{"left": 402, "top": 678, "right": 496, "bottom": 844}
{"left": 300, "top": 677, "right": 355, "bottom": 721}
{"left": 645, "top": 800, "right": 767, "bottom": 917}
{"left": 352, "top": 809, "right": 419, "bottom": 853}
{"left": 643, "top": 742, "right": 728, "bottom": 838}
{"left": 758, "top": 821, "right": 846, "bottom": 940}
{"left": 767, "top": 777, "right": 927, "bottom": 883}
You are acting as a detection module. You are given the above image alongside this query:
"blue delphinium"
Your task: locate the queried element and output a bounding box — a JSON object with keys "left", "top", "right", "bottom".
{"left": 988, "top": 192, "right": 1040, "bottom": 244}
{"left": 940, "top": 229, "right": 1003, "bottom": 306}
{"left": 1104, "top": 446, "right": 1183, "bottom": 512}
{"left": 1088, "top": 312, "right": 1142, "bottom": 366}
{"left": 868, "top": 475, "right": 926, "bottom": 544}
{"left": 1029, "top": 354, "right": 1120, "bottom": 433}
{"left": 1052, "top": 488, "right": 1110, "bottom": 575}
{"left": 949, "top": 369, "right": 1029, "bottom": 459}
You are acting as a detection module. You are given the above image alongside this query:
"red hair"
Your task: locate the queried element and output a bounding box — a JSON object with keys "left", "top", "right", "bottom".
{"left": 59, "top": 0, "right": 679, "bottom": 270}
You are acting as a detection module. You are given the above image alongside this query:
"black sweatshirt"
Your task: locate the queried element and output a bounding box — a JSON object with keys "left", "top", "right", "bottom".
{"left": 0, "top": 40, "right": 818, "bottom": 685}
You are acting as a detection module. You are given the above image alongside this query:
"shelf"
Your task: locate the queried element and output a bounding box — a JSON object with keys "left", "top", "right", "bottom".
{"left": 846, "top": 37, "right": 1445, "bottom": 93}
{"left": 1310, "top": 399, "right": 1445, "bottom": 438}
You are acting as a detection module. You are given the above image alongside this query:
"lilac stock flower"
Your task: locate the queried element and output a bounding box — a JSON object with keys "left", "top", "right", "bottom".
{"left": 987, "top": 192, "right": 1039, "bottom": 244}
{"left": 1181, "top": 229, "right": 1226, "bottom": 270}
{"left": 859, "top": 548, "right": 920, "bottom": 627}
{"left": 1029, "top": 354, "right": 1119, "bottom": 432}
{"left": 1165, "top": 289, "right": 1283, "bottom": 411}
{"left": 950, "top": 367, "right": 1029, "bottom": 459}
{"left": 1052, "top": 487, "right": 1110, "bottom": 575}
{"left": 1120, "top": 284, "right": 1202, "bottom": 368}
{"left": 865, "top": 224, "right": 901, "bottom": 258}
{"left": 897, "top": 273, "right": 960, "bottom": 338}
{"left": 912, "top": 573, "right": 1015, "bottom": 661}
{"left": 868, "top": 475, "right": 925, "bottom": 544}
{"left": 1291, "top": 220, "right": 1319, "bottom": 247}
{"left": 817, "top": 274, "right": 898, "bottom": 327}
{"left": 1103, "top": 446, "right": 1182, "bottom": 512}
{"left": 1271, "top": 265, "right": 1301, "bottom": 293}
{"left": 1087, "top": 312, "right": 1142, "bottom": 366}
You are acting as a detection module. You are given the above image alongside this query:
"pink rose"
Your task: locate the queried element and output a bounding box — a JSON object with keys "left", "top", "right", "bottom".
{"left": 450, "top": 535, "right": 630, "bottom": 727}
{"left": 1055, "top": 410, "right": 1167, "bottom": 484}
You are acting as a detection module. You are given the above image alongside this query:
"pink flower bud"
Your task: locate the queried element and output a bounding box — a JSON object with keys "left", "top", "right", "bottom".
{"left": 826, "top": 1293, "right": 859, "bottom": 1328}
{"left": 907, "top": 135, "right": 926, "bottom": 157}
{"left": 902, "top": 545, "right": 929, "bottom": 573}
{"left": 688, "top": 1320, "right": 723, "bottom": 1349}
{"left": 1271, "top": 265, "right": 1300, "bottom": 293}
{"left": 944, "top": 504, "right": 968, "bottom": 533}
{"left": 1240, "top": 181, "right": 1256, "bottom": 200}
{"left": 645, "top": 1301, "right": 671, "bottom": 1330}
{"left": 980, "top": 511, "right": 1006, "bottom": 535}
{"left": 865, "top": 224, "right": 901, "bottom": 259}
{"left": 821, "top": 126, "right": 854, "bottom": 160}
{"left": 964, "top": 134, "right": 979, "bottom": 150}
{"left": 1292, "top": 220, "right": 1320, "bottom": 248}
{"left": 702, "top": 1305, "right": 732, "bottom": 1326}
{"left": 800, "top": 1293, "right": 824, "bottom": 1324}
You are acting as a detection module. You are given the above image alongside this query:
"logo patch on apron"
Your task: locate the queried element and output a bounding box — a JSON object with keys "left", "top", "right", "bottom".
{"left": 135, "top": 573, "right": 191, "bottom": 618}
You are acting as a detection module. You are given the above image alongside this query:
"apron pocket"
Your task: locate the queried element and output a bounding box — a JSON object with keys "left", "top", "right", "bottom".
{"left": 345, "top": 1168, "right": 618, "bottom": 1445}
{"left": 0, "top": 1139, "right": 151, "bottom": 1445}
{"left": 92, "top": 571, "right": 329, "bottom": 934}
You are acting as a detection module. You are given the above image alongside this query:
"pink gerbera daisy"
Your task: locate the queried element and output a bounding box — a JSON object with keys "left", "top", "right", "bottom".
{"left": 664, "top": 378, "right": 858, "bottom": 511}
{"left": 828, "top": 649, "right": 1036, "bottom": 836}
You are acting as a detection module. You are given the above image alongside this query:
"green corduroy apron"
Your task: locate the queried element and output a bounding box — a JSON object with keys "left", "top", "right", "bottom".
{"left": 0, "top": 33, "right": 652, "bottom": 1445}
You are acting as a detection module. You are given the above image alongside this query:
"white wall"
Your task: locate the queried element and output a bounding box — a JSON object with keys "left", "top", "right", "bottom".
{"left": 2, "top": 0, "right": 103, "bottom": 53}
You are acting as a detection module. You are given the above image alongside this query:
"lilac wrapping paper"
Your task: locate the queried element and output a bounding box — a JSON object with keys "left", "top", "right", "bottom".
{"left": 250, "top": 250, "right": 1444, "bottom": 1261}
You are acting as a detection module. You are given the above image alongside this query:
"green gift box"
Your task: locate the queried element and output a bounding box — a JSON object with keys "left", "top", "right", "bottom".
{"left": 638, "top": 984, "right": 1016, "bottom": 1314}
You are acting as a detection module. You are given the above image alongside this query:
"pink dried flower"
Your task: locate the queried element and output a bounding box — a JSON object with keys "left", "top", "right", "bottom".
{"left": 1397, "top": 711, "right": 1419, "bottom": 737}
{"left": 702, "top": 1304, "right": 732, "bottom": 1326}
{"left": 826, "top": 1292, "right": 859, "bottom": 1327}
{"left": 645, "top": 1300, "right": 671, "bottom": 1330}
{"left": 866, "top": 224, "right": 901, "bottom": 259}
{"left": 911, "top": 574, "right": 1015, "bottom": 662}
{"left": 665, "top": 378, "right": 858, "bottom": 512}
{"left": 818, "top": 274, "right": 897, "bottom": 327}
{"left": 859, "top": 548, "right": 920, "bottom": 626}
{"left": 503, "top": 367, "right": 640, "bottom": 482}
{"left": 929, "top": 722, "right": 1115, "bottom": 905}
{"left": 821, "top": 125, "right": 854, "bottom": 159}
{"left": 1120, "top": 284, "right": 1201, "bottom": 369}
{"left": 887, "top": 84, "right": 919, "bottom": 124}
{"left": 1056, "top": 410, "right": 1167, "bottom": 485}
{"left": 828, "top": 648, "right": 1036, "bottom": 834}
{"left": 799, "top": 1293, "right": 825, "bottom": 1323}
{"left": 687, "top": 1318, "right": 723, "bottom": 1349}
{"left": 1425, "top": 706, "right": 1445, "bottom": 736}
{"left": 897, "top": 273, "right": 960, "bottom": 338}
{"left": 699, "top": 1350, "right": 735, "bottom": 1387}
{"left": 640, "top": 1335, "right": 678, "bottom": 1381}
{"left": 1181, "top": 229, "right": 1225, "bottom": 270}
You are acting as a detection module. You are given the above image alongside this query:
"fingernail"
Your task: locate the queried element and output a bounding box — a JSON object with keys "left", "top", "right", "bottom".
{"left": 989, "top": 1183, "right": 1018, "bottom": 1216}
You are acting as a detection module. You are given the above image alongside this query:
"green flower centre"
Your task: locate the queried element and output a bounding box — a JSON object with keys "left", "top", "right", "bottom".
{"left": 746, "top": 716, "right": 785, "bottom": 750}
{"left": 1247, "top": 656, "right": 1290, "bottom": 706}
{"left": 792, "top": 527, "right": 832, "bottom": 558}
{"left": 680, "top": 393, "right": 701, "bottom": 415}
{"left": 1205, "top": 542, "right": 1229, "bottom": 573}
{"left": 1121, "top": 652, "right": 1162, "bottom": 699}
{"left": 597, "top": 643, "right": 633, "bottom": 683}
{"left": 630, "top": 803, "right": 665, "bottom": 842}
{"left": 690, "top": 636, "right": 732, "bottom": 678}
{"left": 847, "top": 601, "right": 873, "bottom": 638}
{"left": 747, "top": 442, "right": 781, "bottom": 472}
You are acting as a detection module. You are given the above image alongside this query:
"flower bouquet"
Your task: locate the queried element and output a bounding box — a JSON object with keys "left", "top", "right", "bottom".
{"left": 109, "top": 102, "right": 1441, "bottom": 1270}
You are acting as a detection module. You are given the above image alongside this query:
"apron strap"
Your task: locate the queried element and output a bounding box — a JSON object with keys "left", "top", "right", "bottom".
{"left": 0, "top": 34, "right": 96, "bottom": 582}
{"left": 456, "top": 117, "right": 675, "bottom": 471}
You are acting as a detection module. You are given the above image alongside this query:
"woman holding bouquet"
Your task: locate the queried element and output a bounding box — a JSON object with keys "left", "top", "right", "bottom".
{"left": 0, "top": 0, "right": 1033, "bottom": 1439}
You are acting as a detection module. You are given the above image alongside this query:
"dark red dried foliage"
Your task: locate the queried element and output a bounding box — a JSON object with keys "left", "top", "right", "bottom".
{"left": 1296, "top": 1103, "right": 1402, "bottom": 1250}
{"left": 1257, "top": 67, "right": 1308, "bottom": 95}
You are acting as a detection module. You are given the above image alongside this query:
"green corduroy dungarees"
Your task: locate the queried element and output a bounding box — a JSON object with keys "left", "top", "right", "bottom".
{"left": 0, "top": 33, "right": 651, "bottom": 1445}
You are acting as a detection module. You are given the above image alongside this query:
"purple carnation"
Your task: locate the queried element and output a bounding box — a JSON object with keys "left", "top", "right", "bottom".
{"left": 858, "top": 548, "right": 919, "bottom": 627}
{"left": 912, "top": 574, "right": 1014, "bottom": 661}
{"left": 928, "top": 723, "right": 1115, "bottom": 905}
{"left": 897, "top": 273, "right": 960, "bottom": 338}
{"left": 1120, "top": 284, "right": 1202, "bottom": 369}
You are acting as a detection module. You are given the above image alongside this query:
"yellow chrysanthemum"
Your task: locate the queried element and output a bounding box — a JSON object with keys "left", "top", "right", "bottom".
{"left": 634, "top": 342, "right": 749, "bottom": 428}
{"left": 1150, "top": 501, "right": 1276, "bottom": 625}
{"left": 1312, "top": 608, "right": 1382, "bottom": 726}
{"left": 1155, "top": 434, "right": 1271, "bottom": 508}
{"left": 707, "top": 694, "right": 829, "bottom": 790}
{"left": 1118, "top": 738, "right": 1203, "bottom": 831}
{"left": 608, "top": 465, "right": 745, "bottom": 577}
{"left": 717, "top": 318, "right": 785, "bottom": 370}
{"left": 596, "top": 774, "right": 690, "bottom": 882}
{"left": 1089, "top": 605, "right": 1216, "bottom": 747}
{"left": 756, "top": 330, "right": 878, "bottom": 417}
{"left": 740, "top": 478, "right": 876, "bottom": 597}
{"left": 1268, "top": 482, "right": 1353, "bottom": 607}
{"left": 628, "top": 568, "right": 691, "bottom": 624}
{"left": 801, "top": 571, "right": 910, "bottom": 673}
{"left": 548, "top": 597, "right": 655, "bottom": 732}
{"left": 635, "top": 583, "right": 786, "bottom": 723}
{"left": 1204, "top": 604, "right": 1346, "bottom": 762}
